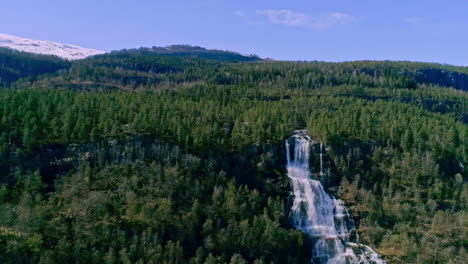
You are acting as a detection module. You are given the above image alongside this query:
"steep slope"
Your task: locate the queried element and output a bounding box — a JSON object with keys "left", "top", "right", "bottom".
{"left": 0, "top": 33, "right": 105, "bottom": 60}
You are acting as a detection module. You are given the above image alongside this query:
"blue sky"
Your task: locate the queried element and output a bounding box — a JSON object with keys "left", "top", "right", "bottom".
{"left": 2, "top": 0, "right": 468, "bottom": 65}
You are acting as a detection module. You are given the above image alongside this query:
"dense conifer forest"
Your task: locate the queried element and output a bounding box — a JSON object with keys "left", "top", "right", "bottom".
{"left": 0, "top": 46, "right": 466, "bottom": 263}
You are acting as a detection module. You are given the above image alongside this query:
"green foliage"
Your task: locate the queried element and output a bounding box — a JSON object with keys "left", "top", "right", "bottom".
{"left": 0, "top": 49, "right": 466, "bottom": 263}
{"left": 0, "top": 142, "right": 305, "bottom": 263}
{"left": 0, "top": 47, "right": 69, "bottom": 87}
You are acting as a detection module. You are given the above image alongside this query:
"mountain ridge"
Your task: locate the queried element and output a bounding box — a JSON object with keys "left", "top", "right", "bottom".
{"left": 107, "top": 44, "right": 263, "bottom": 62}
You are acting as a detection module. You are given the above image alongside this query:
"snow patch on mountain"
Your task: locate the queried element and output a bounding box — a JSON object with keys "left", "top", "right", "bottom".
{"left": 0, "top": 33, "right": 105, "bottom": 60}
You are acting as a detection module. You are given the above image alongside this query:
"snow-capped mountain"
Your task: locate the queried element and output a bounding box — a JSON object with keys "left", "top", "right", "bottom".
{"left": 0, "top": 33, "right": 105, "bottom": 60}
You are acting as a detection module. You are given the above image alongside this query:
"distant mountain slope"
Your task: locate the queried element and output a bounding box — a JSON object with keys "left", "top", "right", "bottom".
{"left": 2, "top": 41, "right": 467, "bottom": 93}
{"left": 111, "top": 45, "right": 263, "bottom": 62}
{"left": 25, "top": 46, "right": 262, "bottom": 91}
{"left": 339, "top": 60, "right": 468, "bottom": 91}
{"left": 0, "top": 33, "right": 105, "bottom": 60}
{"left": 0, "top": 47, "right": 70, "bottom": 87}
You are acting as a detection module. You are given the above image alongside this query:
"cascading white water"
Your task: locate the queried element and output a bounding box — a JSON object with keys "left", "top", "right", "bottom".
{"left": 286, "top": 130, "right": 386, "bottom": 264}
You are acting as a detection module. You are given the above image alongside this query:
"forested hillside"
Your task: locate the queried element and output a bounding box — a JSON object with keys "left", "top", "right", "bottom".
{"left": 0, "top": 47, "right": 466, "bottom": 263}
{"left": 0, "top": 48, "right": 70, "bottom": 87}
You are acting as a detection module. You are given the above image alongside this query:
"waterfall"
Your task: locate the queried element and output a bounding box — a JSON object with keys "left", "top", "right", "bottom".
{"left": 286, "top": 130, "right": 386, "bottom": 264}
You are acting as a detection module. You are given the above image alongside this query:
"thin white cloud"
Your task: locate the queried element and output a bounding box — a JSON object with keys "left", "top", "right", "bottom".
{"left": 256, "top": 9, "right": 310, "bottom": 27}
{"left": 405, "top": 16, "right": 424, "bottom": 25}
{"left": 256, "top": 9, "right": 355, "bottom": 30}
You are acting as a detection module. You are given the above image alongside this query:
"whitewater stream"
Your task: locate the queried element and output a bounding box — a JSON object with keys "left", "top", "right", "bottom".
{"left": 286, "top": 130, "right": 386, "bottom": 264}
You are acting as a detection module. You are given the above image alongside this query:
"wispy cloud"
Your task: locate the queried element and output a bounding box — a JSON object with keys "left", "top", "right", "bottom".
{"left": 405, "top": 16, "right": 424, "bottom": 25}
{"left": 255, "top": 9, "right": 355, "bottom": 30}
{"left": 256, "top": 9, "right": 310, "bottom": 27}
